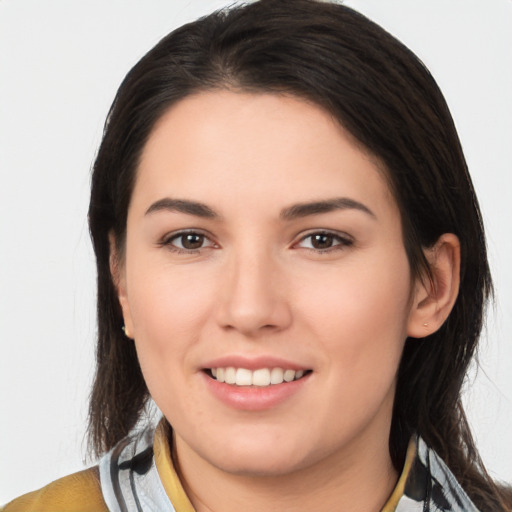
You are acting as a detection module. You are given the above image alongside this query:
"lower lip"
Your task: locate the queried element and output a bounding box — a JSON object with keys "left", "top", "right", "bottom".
{"left": 202, "top": 372, "right": 311, "bottom": 411}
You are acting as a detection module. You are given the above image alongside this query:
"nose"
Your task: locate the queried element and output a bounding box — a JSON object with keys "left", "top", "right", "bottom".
{"left": 216, "top": 250, "right": 292, "bottom": 337}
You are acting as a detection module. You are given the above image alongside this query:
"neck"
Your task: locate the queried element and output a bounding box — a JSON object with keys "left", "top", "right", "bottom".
{"left": 173, "top": 429, "right": 399, "bottom": 512}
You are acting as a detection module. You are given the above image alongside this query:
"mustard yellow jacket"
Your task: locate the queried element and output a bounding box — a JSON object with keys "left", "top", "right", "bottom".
{"left": 2, "top": 422, "right": 479, "bottom": 512}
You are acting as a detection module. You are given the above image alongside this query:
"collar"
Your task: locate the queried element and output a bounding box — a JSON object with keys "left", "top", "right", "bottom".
{"left": 99, "top": 419, "right": 480, "bottom": 512}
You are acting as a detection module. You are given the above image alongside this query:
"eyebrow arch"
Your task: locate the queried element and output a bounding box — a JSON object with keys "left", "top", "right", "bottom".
{"left": 280, "top": 197, "right": 376, "bottom": 220}
{"left": 145, "top": 198, "right": 219, "bottom": 218}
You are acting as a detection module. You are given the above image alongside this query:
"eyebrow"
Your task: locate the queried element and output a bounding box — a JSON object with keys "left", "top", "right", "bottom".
{"left": 145, "top": 196, "right": 376, "bottom": 220}
{"left": 280, "top": 197, "right": 376, "bottom": 220}
{"left": 145, "top": 198, "right": 219, "bottom": 218}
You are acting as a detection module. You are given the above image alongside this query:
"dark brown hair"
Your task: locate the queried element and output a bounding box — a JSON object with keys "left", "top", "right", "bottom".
{"left": 87, "top": 1, "right": 510, "bottom": 508}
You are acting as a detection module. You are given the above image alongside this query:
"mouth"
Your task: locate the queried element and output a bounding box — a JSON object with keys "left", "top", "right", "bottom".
{"left": 204, "top": 367, "right": 312, "bottom": 387}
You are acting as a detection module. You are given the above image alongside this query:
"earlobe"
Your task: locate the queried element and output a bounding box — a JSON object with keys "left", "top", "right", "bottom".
{"left": 109, "top": 231, "right": 135, "bottom": 339}
{"left": 407, "top": 233, "right": 460, "bottom": 338}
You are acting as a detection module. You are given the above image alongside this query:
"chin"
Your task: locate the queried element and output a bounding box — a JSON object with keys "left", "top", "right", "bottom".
{"left": 203, "top": 436, "right": 315, "bottom": 478}
{"left": 212, "top": 452, "right": 308, "bottom": 478}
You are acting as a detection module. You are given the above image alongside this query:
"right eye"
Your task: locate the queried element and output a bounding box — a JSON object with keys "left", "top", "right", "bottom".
{"left": 163, "top": 231, "right": 216, "bottom": 252}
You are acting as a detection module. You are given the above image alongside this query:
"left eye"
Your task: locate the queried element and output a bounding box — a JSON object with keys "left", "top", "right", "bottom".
{"left": 165, "top": 232, "right": 214, "bottom": 251}
{"left": 296, "top": 232, "right": 351, "bottom": 250}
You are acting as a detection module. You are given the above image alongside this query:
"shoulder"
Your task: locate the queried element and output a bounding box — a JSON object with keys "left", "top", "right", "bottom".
{"left": 1, "top": 466, "right": 108, "bottom": 512}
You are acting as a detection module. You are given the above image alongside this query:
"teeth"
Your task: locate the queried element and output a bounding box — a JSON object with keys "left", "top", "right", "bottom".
{"left": 236, "top": 368, "right": 252, "bottom": 386}
{"left": 270, "top": 367, "right": 284, "bottom": 384}
{"left": 283, "top": 369, "right": 295, "bottom": 382}
{"left": 225, "top": 367, "right": 236, "bottom": 384}
{"left": 209, "top": 367, "right": 307, "bottom": 386}
{"left": 252, "top": 368, "right": 270, "bottom": 386}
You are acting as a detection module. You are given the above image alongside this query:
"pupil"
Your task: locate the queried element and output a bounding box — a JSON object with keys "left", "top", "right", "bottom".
{"left": 312, "top": 234, "right": 332, "bottom": 249}
{"left": 182, "top": 234, "right": 203, "bottom": 249}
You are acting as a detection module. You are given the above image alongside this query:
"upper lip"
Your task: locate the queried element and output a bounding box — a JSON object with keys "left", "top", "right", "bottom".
{"left": 202, "top": 355, "right": 310, "bottom": 371}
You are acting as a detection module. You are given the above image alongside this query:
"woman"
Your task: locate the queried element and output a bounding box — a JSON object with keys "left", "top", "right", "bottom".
{"left": 3, "top": 0, "right": 511, "bottom": 510}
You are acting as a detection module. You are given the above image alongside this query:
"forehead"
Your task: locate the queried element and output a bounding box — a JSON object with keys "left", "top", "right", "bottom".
{"left": 133, "top": 91, "right": 397, "bottom": 220}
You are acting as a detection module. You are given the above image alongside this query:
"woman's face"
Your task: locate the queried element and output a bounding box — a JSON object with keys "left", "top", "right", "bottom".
{"left": 117, "top": 91, "right": 424, "bottom": 477}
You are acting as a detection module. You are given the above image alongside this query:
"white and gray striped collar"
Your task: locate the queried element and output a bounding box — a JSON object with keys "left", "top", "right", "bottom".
{"left": 395, "top": 436, "right": 479, "bottom": 511}
{"left": 99, "top": 424, "right": 480, "bottom": 512}
{"left": 99, "top": 425, "right": 176, "bottom": 512}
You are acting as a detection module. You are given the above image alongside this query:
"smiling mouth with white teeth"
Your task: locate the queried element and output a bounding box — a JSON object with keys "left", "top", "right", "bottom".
{"left": 206, "top": 367, "right": 311, "bottom": 387}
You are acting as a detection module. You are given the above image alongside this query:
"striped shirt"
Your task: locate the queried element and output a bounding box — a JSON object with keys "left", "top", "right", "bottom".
{"left": 2, "top": 420, "right": 480, "bottom": 511}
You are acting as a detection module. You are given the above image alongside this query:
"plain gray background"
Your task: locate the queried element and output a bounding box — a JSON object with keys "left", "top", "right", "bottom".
{"left": 1, "top": 0, "right": 511, "bottom": 503}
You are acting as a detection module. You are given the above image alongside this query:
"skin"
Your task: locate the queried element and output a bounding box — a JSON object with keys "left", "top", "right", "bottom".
{"left": 114, "top": 91, "right": 460, "bottom": 512}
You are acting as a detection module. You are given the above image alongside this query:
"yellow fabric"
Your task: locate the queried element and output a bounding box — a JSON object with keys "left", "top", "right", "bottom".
{"left": 1, "top": 467, "right": 107, "bottom": 512}
{"left": 154, "top": 421, "right": 196, "bottom": 512}
{"left": 1, "top": 421, "right": 194, "bottom": 512}
{"left": 381, "top": 436, "right": 417, "bottom": 512}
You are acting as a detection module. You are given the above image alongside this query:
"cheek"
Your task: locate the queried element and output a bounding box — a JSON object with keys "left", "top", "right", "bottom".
{"left": 125, "top": 259, "right": 218, "bottom": 371}
{"left": 295, "top": 251, "right": 412, "bottom": 380}
{"left": 127, "top": 265, "right": 220, "bottom": 420}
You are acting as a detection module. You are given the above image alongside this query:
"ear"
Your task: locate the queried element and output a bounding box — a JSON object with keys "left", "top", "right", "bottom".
{"left": 109, "top": 232, "right": 134, "bottom": 339}
{"left": 407, "top": 233, "right": 460, "bottom": 338}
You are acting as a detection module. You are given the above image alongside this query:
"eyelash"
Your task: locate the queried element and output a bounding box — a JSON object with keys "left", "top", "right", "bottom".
{"left": 160, "top": 230, "right": 216, "bottom": 254}
{"left": 160, "top": 230, "right": 353, "bottom": 254}
{"left": 294, "top": 230, "right": 353, "bottom": 253}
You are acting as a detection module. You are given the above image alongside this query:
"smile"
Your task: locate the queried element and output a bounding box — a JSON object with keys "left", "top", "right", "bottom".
{"left": 207, "top": 367, "right": 309, "bottom": 387}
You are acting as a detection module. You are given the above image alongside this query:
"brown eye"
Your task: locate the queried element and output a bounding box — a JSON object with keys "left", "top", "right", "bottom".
{"left": 296, "top": 231, "right": 352, "bottom": 252}
{"left": 180, "top": 233, "right": 205, "bottom": 249}
{"left": 165, "top": 231, "right": 215, "bottom": 252}
{"left": 310, "top": 234, "right": 335, "bottom": 249}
